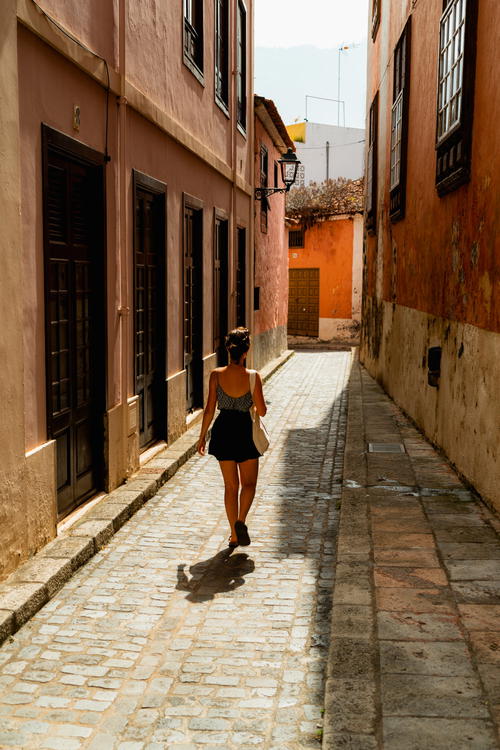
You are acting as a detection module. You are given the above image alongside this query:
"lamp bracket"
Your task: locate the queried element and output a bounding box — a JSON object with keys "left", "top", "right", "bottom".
{"left": 254, "top": 186, "right": 289, "bottom": 200}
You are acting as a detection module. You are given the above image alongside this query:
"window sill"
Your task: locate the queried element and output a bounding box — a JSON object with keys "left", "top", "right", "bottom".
{"left": 237, "top": 122, "right": 247, "bottom": 139}
{"left": 183, "top": 54, "right": 205, "bottom": 86}
{"left": 215, "top": 95, "right": 230, "bottom": 119}
{"left": 436, "top": 166, "right": 470, "bottom": 197}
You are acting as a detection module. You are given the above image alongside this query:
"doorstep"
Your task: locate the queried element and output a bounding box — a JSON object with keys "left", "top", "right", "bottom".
{"left": 0, "top": 349, "right": 294, "bottom": 646}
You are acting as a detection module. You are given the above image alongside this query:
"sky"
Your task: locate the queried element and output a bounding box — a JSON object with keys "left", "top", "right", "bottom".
{"left": 254, "top": 0, "right": 369, "bottom": 130}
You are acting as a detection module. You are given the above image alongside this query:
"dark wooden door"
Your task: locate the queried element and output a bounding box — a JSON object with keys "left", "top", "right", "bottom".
{"left": 184, "top": 205, "right": 203, "bottom": 412}
{"left": 43, "top": 143, "right": 105, "bottom": 519}
{"left": 134, "top": 177, "right": 166, "bottom": 449}
{"left": 214, "top": 218, "right": 229, "bottom": 366}
{"left": 235, "top": 227, "right": 246, "bottom": 326}
{"left": 288, "top": 268, "right": 320, "bottom": 336}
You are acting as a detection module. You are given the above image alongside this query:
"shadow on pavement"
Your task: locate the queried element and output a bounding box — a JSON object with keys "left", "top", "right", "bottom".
{"left": 176, "top": 548, "right": 255, "bottom": 603}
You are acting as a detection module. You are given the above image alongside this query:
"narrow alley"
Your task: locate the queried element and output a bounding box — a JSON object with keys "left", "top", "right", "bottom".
{"left": 0, "top": 352, "right": 350, "bottom": 749}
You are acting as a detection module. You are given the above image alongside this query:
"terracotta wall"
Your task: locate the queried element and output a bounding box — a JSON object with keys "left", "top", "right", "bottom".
{"left": 288, "top": 215, "right": 362, "bottom": 340}
{"left": 361, "top": 0, "right": 500, "bottom": 510}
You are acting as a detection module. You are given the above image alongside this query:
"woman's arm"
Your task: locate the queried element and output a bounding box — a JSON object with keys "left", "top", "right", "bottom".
{"left": 197, "top": 371, "right": 218, "bottom": 455}
{"left": 252, "top": 372, "right": 267, "bottom": 417}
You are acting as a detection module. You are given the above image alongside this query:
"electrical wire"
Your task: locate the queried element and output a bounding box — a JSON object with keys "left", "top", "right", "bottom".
{"left": 30, "top": 0, "right": 111, "bottom": 163}
{"left": 295, "top": 139, "right": 366, "bottom": 150}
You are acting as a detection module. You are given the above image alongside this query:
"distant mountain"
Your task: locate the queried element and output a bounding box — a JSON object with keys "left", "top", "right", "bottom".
{"left": 254, "top": 42, "right": 367, "bottom": 130}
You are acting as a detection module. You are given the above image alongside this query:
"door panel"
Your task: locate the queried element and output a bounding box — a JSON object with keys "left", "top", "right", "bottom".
{"left": 44, "top": 142, "right": 105, "bottom": 519}
{"left": 134, "top": 180, "right": 166, "bottom": 449}
{"left": 288, "top": 268, "right": 320, "bottom": 337}
{"left": 235, "top": 227, "right": 246, "bottom": 327}
{"left": 214, "top": 218, "right": 229, "bottom": 366}
{"left": 184, "top": 205, "right": 203, "bottom": 412}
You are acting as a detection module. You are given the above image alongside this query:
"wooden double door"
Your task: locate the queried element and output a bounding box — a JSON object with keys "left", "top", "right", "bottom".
{"left": 133, "top": 172, "right": 167, "bottom": 449}
{"left": 43, "top": 127, "right": 106, "bottom": 519}
{"left": 288, "top": 268, "right": 320, "bottom": 337}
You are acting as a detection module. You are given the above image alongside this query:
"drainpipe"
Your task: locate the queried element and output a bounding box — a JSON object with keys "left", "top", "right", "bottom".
{"left": 248, "top": 6, "right": 255, "bottom": 365}
{"left": 117, "top": 0, "right": 129, "bottom": 479}
{"left": 326, "top": 140, "right": 330, "bottom": 181}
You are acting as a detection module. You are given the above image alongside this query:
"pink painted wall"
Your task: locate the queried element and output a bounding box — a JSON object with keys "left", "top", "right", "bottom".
{"left": 253, "top": 117, "right": 288, "bottom": 336}
{"left": 18, "top": 27, "right": 120, "bottom": 449}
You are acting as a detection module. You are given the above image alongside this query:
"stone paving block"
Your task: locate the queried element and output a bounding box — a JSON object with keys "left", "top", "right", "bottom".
{"left": 374, "top": 566, "right": 448, "bottom": 588}
{"left": 468, "top": 632, "right": 500, "bottom": 664}
{"left": 445, "top": 560, "right": 500, "bottom": 581}
{"left": 0, "top": 583, "right": 48, "bottom": 628}
{"left": 381, "top": 673, "right": 488, "bottom": 717}
{"left": 69, "top": 520, "right": 114, "bottom": 549}
{"left": 322, "top": 732, "right": 378, "bottom": 750}
{"left": 458, "top": 605, "right": 500, "bottom": 631}
{"left": 375, "top": 587, "right": 455, "bottom": 614}
{"left": 451, "top": 580, "right": 500, "bottom": 604}
{"left": 324, "top": 677, "right": 376, "bottom": 734}
{"left": 379, "top": 640, "right": 475, "bottom": 676}
{"left": 0, "top": 610, "right": 14, "bottom": 642}
{"left": 326, "top": 638, "right": 375, "bottom": 679}
{"left": 39, "top": 537, "right": 95, "bottom": 571}
{"left": 438, "top": 543, "right": 500, "bottom": 560}
{"left": 330, "top": 605, "right": 373, "bottom": 640}
{"left": 383, "top": 717, "right": 498, "bottom": 750}
{"left": 374, "top": 548, "right": 441, "bottom": 567}
{"left": 377, "top": 611, "right": 463, "bottom": 641}
{"left": 8, "top": 557, "right": 73, "bottom": 598}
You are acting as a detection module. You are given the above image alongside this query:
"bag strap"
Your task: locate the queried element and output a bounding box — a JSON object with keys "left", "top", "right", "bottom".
{"left": 249, "top": 370, "right": 256, "bottom": 395}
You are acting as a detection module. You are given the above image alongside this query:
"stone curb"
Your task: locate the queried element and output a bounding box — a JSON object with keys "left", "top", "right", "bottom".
{"left": 323, "top": 351, "right": 379, "bottom": 750}
{"left": 0, "top": 349, "right": 294, "bottom": 646}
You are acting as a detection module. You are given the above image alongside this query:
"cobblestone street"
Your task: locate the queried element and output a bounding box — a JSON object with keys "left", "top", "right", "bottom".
{"left": 0, "top": 352, "right": 350, "bottom": 749}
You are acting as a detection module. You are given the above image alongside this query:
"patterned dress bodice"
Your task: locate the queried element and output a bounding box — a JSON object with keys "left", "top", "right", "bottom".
{"left": 216, "top": 384, "right": 253, "bottom": 412}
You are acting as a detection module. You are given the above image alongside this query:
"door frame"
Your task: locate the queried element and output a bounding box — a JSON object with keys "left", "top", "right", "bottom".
{"left": 132, "top": 169, "right": 167, "bottom": 449}
{"left": 182, "top": 193, "right": 204, "bottom": 412}
{"left": 41, "top": 124, "right": 107, "bottom": 519}
{"left": 213, "top": 207, "right": 229, "bottom": 366}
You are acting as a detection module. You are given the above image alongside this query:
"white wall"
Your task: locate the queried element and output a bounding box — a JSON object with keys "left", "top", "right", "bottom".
{"left": 293, "top": 123, "right": 365, "bottom": 185}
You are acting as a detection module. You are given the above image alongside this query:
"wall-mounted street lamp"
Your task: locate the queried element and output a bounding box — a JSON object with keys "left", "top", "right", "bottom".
{"left": 254, "top": 148, "right": 301, "bottom": 200}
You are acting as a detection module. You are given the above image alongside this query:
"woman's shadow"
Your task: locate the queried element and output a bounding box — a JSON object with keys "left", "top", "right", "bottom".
{"left": 176, "top": 548, "right": 255, "bottom": 603}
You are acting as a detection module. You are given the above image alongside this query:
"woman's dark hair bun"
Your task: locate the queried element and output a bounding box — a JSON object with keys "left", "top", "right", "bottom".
{"left": 225, "top": 327, "right": 250, "bottom": 362}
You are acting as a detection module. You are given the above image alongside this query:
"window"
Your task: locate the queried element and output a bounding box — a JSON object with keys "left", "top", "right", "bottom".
{"left": 260, "top": 145, "right": 268, "bottom": 233}
{"left": 366, "top": 93, "right": 379, "bottom": 233}
{"left": 390, "top": 17, "right": 411, "bottom": 221}
{"left": 435, "top": 0, "right": 478, "bottom": 195}
{"left": 236, "top": 1, "right": 247, "bottom": 130}
{"left": 254, "top": 287, "right": 260, "bottom": 311}
{"left": 289, "top": 228, "right": 305, "bottom": 248}
{"left": 184, "top": 0, "right": 203, "bottom": 78}
{"left": 371, "top": 0, "right": 381, "bottom": 39}
{"left": 215, "top": 0, "right": 229, "bottom": 109}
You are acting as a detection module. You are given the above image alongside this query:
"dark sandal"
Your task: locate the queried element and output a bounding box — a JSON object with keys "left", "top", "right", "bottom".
{"left": 235, "top": 520, "right": 251, "bottom": 546}
{"left": 228, "top": 539, "right": 239, "bottom": 549}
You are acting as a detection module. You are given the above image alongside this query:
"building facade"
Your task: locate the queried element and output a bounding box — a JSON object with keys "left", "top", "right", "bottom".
{"left": 287, "top": 180, "right": 364, "bottom": 341}
{"left": 286, "top": 122, "right": 365, "bottom": 186}
{"left": 0, "top": 0, "right": 254, "bottom": 579}
{"left": 253, "top": 96, "right": 293, "bottom": 370}
{"left": 361, "top": 0, "right": 500, "bottom": 510}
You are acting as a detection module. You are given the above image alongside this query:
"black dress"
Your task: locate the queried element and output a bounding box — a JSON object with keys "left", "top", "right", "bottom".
{"left": 208, "top": 384, "right": 261, "bottom": 463}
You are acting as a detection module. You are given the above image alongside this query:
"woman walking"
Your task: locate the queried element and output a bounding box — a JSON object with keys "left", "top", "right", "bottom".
{"left": 197, "top": 327, "right": 267, "bottom": 548}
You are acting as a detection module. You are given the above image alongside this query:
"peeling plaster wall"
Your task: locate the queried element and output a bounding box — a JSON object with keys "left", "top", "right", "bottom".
{"left": 362, "top": 299, "right": 500, "bottom": 512}
{"left": 362, "top": 0, "right": 500, "bottom": 509}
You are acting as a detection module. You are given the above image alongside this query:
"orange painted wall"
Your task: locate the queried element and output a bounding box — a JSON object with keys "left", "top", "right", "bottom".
{"left": 365, "top": 0, "right": 500, "bottom": 333}
{"left": 288, "top": 218, "right": 354, "bottom": 320}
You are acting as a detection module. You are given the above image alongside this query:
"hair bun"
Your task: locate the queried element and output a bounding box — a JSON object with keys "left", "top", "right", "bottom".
{"left": 225, "top": 327, "right": 250, "bottom": 362}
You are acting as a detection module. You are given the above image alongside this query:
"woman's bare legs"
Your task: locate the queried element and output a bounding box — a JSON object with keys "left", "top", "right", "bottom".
{"left": 238, "top": 459, "right": 259, "bottom": 524}
{"left": 219, "top": 461, "right": 239, "bottom": 543}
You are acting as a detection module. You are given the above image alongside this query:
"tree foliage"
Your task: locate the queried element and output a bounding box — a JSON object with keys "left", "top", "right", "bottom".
{"left": 286, "top": 177, "right": 364, "bottom": 227}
